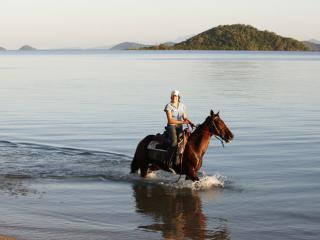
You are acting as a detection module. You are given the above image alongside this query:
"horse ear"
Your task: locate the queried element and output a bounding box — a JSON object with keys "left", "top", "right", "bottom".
{"left": 217, "top": 111, "right": 220, "bottom": 116}
{"left": 210, "top": 110, "right": 214, "bottom": 116}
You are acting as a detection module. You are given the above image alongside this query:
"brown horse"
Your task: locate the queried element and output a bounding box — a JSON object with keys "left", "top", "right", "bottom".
{"left": 130, "top": 110, "right": 234, "bottom": 181}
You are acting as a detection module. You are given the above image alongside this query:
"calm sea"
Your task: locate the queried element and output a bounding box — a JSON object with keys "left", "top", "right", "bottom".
{"left": 0, "top": 50, "right": 319, "bottom": 240}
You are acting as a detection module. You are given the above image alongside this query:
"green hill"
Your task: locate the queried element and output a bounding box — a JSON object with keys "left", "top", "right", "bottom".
{"left": 145, "top": 24, "right": 309, "bottom": 51}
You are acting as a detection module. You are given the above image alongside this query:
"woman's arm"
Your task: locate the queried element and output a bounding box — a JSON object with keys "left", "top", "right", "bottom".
{"left": 166, "top": 110, "right": 184, "bottom": 125}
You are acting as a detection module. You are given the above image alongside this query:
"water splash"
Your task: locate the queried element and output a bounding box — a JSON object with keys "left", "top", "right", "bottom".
{"left": 127, "top": 171, "right": 225, "bottom": 191}
{"left": 164, "top": 174, "right": 225, "bottom": 190}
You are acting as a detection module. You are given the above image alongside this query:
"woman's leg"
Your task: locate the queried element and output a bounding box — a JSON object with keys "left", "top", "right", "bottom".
{"left": 166, "top": 125, "right": 178, "bottom": 168}
{"left": 167, "top": 125, "right": 178, "bottom": 148}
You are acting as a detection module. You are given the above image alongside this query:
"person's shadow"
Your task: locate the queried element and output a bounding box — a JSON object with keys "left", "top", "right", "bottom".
{"left": 132, "top": 183, "right": 229, "bottom": 240}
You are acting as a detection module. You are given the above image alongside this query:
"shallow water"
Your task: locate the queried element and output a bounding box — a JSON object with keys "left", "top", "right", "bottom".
{"left": 0, "top": 50, "right": 320, "bottom": 239}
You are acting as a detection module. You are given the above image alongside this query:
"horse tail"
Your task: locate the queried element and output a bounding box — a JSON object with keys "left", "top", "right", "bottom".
{"left": 130, "top": 153, "right": 139, "bottom": 173}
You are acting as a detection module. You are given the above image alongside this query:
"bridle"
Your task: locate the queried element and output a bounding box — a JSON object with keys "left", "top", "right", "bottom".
{"left": 210, "top": 117, "right": 225, "bottom": 148}
{"left": 188, "top": 116, "right": 226, "bottom": 148}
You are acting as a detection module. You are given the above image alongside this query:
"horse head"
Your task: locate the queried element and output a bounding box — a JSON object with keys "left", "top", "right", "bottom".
{"left": 207, "top": 110, "right": 234, "bottom": 143}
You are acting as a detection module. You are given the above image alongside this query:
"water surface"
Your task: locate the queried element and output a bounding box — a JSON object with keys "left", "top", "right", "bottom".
{"left": 0, "top": 50, "right": 319, "bottom": 240}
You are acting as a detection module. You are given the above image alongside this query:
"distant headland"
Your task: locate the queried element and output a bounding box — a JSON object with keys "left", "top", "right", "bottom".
{"left": 19, "top": 45, "right": 37, "bottom": 51}
{"left": 142, "top": 24, "right": 311, "bottom": 51}
{"left": 109, "top": 42, "right": 151, "bottom": 50}
{"left": 109, "top": 41, "right": 175, "bottom": 50}
{"left": 303, "top": 41, "right": 320, "bottom": 51}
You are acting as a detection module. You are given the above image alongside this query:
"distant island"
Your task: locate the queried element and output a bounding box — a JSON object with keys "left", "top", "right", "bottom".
{"left": 142, "top": 24, "right": 310, "bottom": 51}
{"left": 303, "top": 41, "right": 320, "bottom": 51}
{"left": 307, "top": 39, "right": 320, "bottom": 44}
{"left": 110, "top": 41, "right": 176, "bottom": 50}
{"left": 110, "top": 42, "right": 151, "bottom": 50}
{"left": 1, "top": 25, "right": 319, "bottom": 51}
{"left": 19, "top": 45, "right": 37, "bottom": 51}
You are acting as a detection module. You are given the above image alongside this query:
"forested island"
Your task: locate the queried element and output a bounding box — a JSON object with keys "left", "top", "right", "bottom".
{"left": 142, "top": 24, "right": 310, "bottom": 51}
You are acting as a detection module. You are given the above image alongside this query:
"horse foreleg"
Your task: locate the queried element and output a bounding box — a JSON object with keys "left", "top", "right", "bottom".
{"left": 186, "top": 168, "right": 199, "bottom": 182}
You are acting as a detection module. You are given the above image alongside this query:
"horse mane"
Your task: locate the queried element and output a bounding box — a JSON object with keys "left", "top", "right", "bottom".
{"left": 188, "top": 116, "right": 211, "bottom": 147}
{"left": 192, "top": 116, "right": 210, "bottom": 134}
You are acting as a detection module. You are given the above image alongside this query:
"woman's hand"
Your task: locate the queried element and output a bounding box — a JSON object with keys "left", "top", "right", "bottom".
{"left": 183, "top": 119, "right": 190, "bottom": 124}
{"left": 184, "top": 119, "right": 196, "bottom": 128}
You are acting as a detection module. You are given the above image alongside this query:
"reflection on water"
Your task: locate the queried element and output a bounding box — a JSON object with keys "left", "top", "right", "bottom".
{"left": 132, "top": 183, "right": 229, "bottom": 240}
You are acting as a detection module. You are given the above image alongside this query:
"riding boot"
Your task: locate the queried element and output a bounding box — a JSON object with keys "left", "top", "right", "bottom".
{"left": 174, "top": 146, "right": 181, "bottom": 166}
{"left": 167, "top": 147, "right": 176, "bottom": 173}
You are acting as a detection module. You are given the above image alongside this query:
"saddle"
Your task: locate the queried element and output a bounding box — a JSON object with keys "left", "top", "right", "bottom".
{"left": 147, "top": 129, "right": 190, "bottom": 168}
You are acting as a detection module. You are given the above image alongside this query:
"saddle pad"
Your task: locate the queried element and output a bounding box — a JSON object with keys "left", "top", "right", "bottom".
{"left": 147, "top": 140, "right": 167, "bottom": 152}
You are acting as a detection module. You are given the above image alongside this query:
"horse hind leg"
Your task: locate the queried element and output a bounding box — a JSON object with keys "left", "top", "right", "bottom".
{"left": 140, "top": 157, "right": 159, "bottom": 178}
{"left": 140, "top": 162, "right": 149, "bottom": 178}
{"left": 130, "top": 155, "right": 149, "bottom": 178}
{"left": 145, "top": 165, "right": 159, "bottom": 176}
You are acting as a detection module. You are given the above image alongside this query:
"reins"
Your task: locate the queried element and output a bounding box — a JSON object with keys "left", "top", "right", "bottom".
{"left": 212, "top": 120, "right": 225, "bottom": 148}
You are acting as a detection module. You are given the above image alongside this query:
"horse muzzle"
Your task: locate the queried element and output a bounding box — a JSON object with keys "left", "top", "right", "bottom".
{"left": 224, "top": 133, "right": 234, "bottom": 143}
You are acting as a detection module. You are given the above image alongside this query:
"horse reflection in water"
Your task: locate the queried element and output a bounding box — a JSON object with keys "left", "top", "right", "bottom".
{"left": 133, "top": 183, "right": 229, "bottom": 240}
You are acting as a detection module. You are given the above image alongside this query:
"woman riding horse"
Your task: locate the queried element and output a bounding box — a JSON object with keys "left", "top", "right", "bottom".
{"left": 131, "top": 109, "right": 234, "bottom": 181}
{"left": 164, "top": 90, "right": 195, "bottom": 167}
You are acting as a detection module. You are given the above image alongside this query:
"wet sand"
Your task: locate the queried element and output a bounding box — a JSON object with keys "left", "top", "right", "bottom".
{"left": 0, "top": 236, "right": 16, "bottom": 240}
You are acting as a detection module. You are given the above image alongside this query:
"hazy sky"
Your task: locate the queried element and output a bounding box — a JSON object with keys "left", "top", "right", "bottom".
{"left": 1, "top": 0, "right": 319, "bottom": 49}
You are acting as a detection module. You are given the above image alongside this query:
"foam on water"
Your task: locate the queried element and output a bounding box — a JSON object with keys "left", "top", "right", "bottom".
{"left": 127, "top": 171, "right": 225, "bottom": 191}
{"left": 169, "top": 175, "right": 224, "bottom": 190}
{"left": 160, "top": 174, "right": 225, "bottom": 190}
